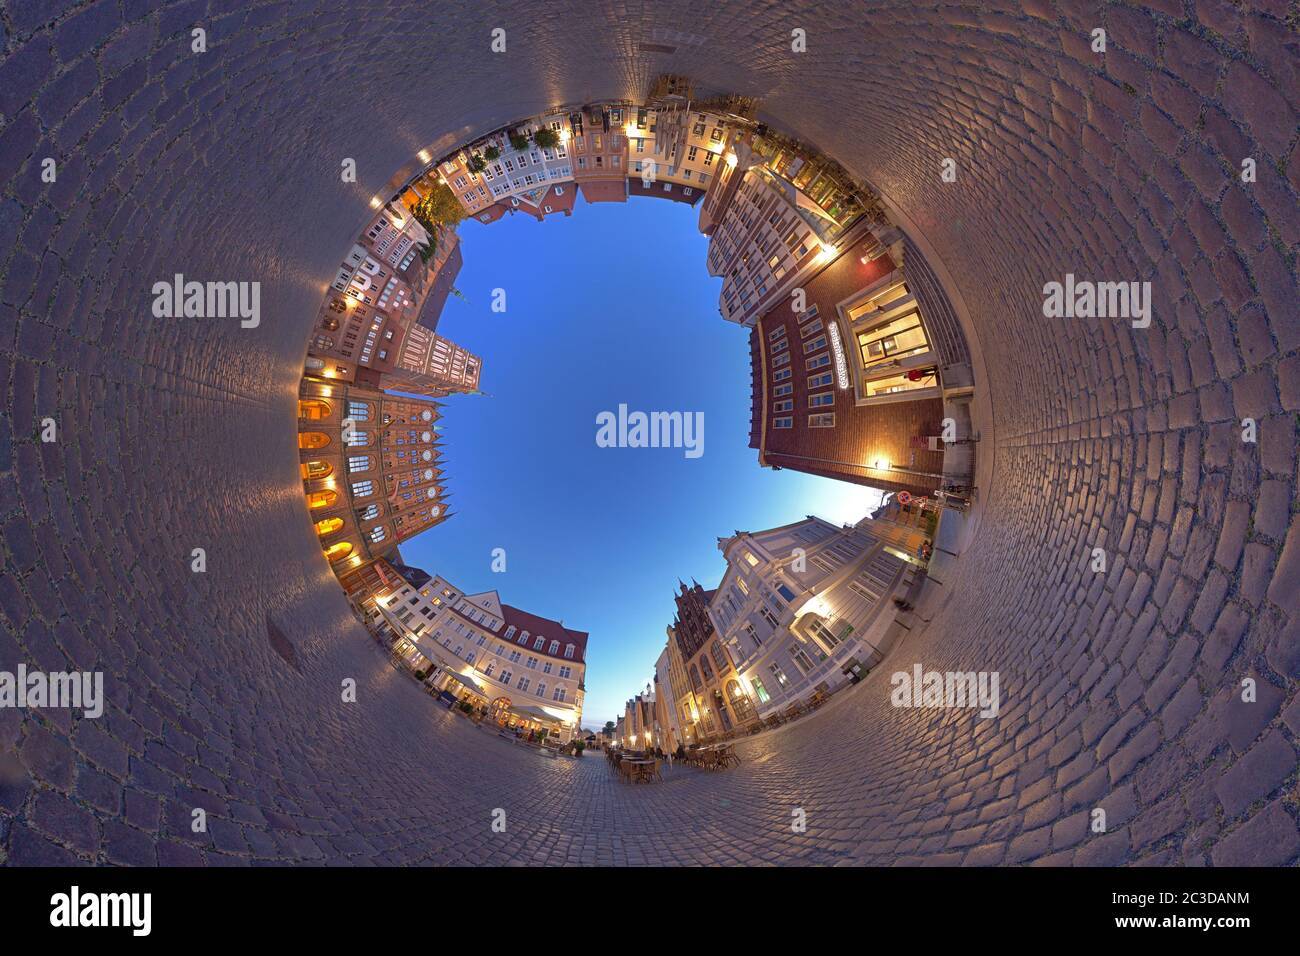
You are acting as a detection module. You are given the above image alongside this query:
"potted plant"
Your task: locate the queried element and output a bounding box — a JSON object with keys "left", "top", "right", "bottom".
{"left": 573, "top": 740, "right": 585, "bottom": 757}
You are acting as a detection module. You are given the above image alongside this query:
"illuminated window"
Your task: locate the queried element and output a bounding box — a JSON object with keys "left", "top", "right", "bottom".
{"left": 299, "top": 400, "right": 330, "bottom": 419}
{"left": 323, "top": 541, "right": 352, "bottom": 561}
{"left": 314, "top": 517, "right": 343, "bottom": 536}
{"left": 298, "top": 432, "right": 330, "bottom": 449}
{"left": 306, "top": 490, "right": 337, "bottom": 509}
{"left": 301, "top": 460, "right": 332, "bottom": 479}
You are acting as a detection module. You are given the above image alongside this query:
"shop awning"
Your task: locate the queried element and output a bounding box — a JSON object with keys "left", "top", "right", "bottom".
{"left": 443, "top": 671, "right": 488, "bottom": 697}
{"left": 509, "top": 704, "right": 569, "bottom": 726}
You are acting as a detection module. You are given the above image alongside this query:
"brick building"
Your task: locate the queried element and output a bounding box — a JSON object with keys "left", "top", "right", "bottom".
{"left": 385, "top": 324, "right": 482, "bottom": 398}
{"left": 298, "top": 380, "right": 451, "bottom": 575}
{"left": 668, "top": 581, "right": 760, "bottom": 743}
{"left": 749, "top": 228, "right": 968, "bottom": 497}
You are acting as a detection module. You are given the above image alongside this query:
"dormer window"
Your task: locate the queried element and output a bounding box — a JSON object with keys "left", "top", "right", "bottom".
{"left": 564, "top": 644, "right": 575, "bottom": 659}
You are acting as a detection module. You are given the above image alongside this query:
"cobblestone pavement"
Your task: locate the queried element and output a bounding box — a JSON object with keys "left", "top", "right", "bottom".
{"left": 1, "top": 1, "right": 1298, "bottom": 865}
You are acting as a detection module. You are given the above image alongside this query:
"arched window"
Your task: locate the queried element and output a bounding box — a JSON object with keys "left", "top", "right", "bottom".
{"left": 323, "top": 541, "right": 352, "bottom": 561}
{"left": 700, "top": 654, "right": 714, "bottom": 681}
{"left": 518, "top": 630, "right": 529, "bottom": 645}
{"left": 301, "top": 460, "right": 332, "bottom": 479}
{"left": 298, "top": 431, "right": 330, "bottom": 449}
{"left": 727, "top": 680, "right": 756, "bottom": 722}
{"left": 347, "top": 455, "right": 371, "bottom": 473}
{"left": 306, "top": 490, "right": 336, "bottom": 509}
{"left": 298, "top": 400, "right": 330, "bottom": 420}
{"left": 346, "top": 431, "right": 368, "bottom": 446}
{"left": 313, "top": 335, "right": 334, "bottom": 351}
{"left": 357, "top": 504, "right": 379, "bottom": 521}
{"left": 314, "top": 517, "right": 343, "bottom": 536}
{"left": 710, "top": 642, "right": 729, "bottom": 672}
{"left": 347, "top": 401, "right": 371, "bottom": 421}
{"left": 689, "top": 664, "right": 703, "bottom": 691}
{"left": 564, "top": 644, "right": 575, "bottom": 659}
{"left": 369, "top": 526, "right": 386, "bottom": 543}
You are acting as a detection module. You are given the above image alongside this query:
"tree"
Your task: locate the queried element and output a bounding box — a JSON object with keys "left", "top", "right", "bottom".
{"left": 603, "top": 720, "right": 615, "bottom": 735}
{"left": 411, "top": 183, "right": 466, "bottom": 262}
{"left": 467, "top": 153, "right": 487, "bottom": 174}
{"left": 483, "top": 145, "right": 501, "bottom": 161}
{"left": 533, "top": 127, "right": 560, "bottom": 149}
{"left": 508, "top": 131, "right": 530, "bottom": 152}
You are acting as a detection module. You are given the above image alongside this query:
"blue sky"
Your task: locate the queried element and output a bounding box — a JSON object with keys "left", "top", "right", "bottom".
{"left": 398, "top": 194, "right": 882, "bottom": 728}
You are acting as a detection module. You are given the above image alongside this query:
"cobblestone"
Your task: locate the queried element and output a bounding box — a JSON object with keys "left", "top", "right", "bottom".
{"left": 0, "top": 0, "right": 1297, "bottom": 866}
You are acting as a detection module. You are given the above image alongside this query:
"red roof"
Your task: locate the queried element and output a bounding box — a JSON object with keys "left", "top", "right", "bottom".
{"left": 578, "top": 180, "right": 628, "bottom": 203}
{"left": 500, "top": 604, "right": 589, "bottom": 664}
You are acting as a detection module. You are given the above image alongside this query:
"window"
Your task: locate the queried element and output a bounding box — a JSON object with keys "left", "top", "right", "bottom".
{"left": 508, "top": 650, "right": 521, "bottom": 663}
{"left": 347, "top": 455, "right": 370, "bottom": 473}
{"left": 808, "top": 618, "right": 844, "bottom": 654}
{"left": 558, "top": 666, "right": 572, "bottom": 679}
{"left": 776, "top": 583, "right": 796, "bottom": 603}
{"left": 789, "top": 645, "right": 816, "bottom": 674}
{"left": 710, "top": 642, "right": 729, "bottom": 672}
{"left": 564, "top": 644, "right": 575, "bottom": 659}
{"left": 773, "top": 417, "right": 793, "bottom": 429}
{"left": 806, "top": 353, "right": 831, "bottom": 370}
{"left": 803, "top": 335, "right": 827, "bottom": 354}
{"left": 535, "top": 682, "right": 546, "bottom": 699}
{"left": 517, "top": 676, "right": 530, "bottom": 692}
{"left": 809, "top": 413, "right": 835, "bottom": 427}
{"left": 774, "top": 400, "right": 793, "bottom": 412}
{"left": 533, "top": 636, "right": 545, "bottom": 650}
{"left": 499, "top": 669, "right": 512, "bottom": 685}
{"left": 368, "top": 526, "right": 385, "bottom": 543}
{"left": 768, "top": 662, "right": 790, "bottom": 688}
{"left": 504, "top": 625, "right": 516, "bottom": 640}
{"left": 752, "top": 677, "right": 771, "bottom": 704}
{"left": 347, "top": 401, "right": 370, "bottom": 420}
{"left": 553, "top": 687, "right": 567, "bottom": 703}
{"left": 518, "top": 630, "right": 529, "bottom": 645}
{"left": 350, "top": 480, "right": 374, "bottom": 497}
{"left": 526, "top": 656, "right": 538, "bottom": 669}
{"left": 760, "top": 605, "right": 779, "bottom": 629}
{"left": 809, "top": 391, "right": 835, "bottom": 408}
{"left": 808, "top": 371, "right": 833, "bottom": 388}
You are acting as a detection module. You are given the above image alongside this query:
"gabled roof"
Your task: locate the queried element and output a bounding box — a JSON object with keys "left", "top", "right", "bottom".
{"left": 500, "top": 604, "right": 589, "bottom": 664}
{"left": 459, "top": 589, "right": 504, "bottom": 620}
{"left": 578, "top": 180, "right": 628, "bottom": 204}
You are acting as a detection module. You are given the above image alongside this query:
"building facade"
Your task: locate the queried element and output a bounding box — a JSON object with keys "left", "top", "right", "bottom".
{"left": 708, "top": 517, "right": 910, "bottom": 721}
{"left": 305, "top": 204, "right": 438, "bottom": 383}
{"left": 572, "top": 103, "right": 630, "bottom": 202}
{"left": 668, "top": 581, "right": 761, "bottom": 743}
{"left": 374, "top": 576, "right": 588, "bottom": 742}
{"left": 297, "top": 380, "right": 450, "bottom": 574}
{"left": 385, "top": 325, "right": 482, "bottom": 398}
{"left": 437, "top": 109, "right": 574, "bottom": 218}
{"left": 748, "top": 229, "right": 956, "bottom": 497}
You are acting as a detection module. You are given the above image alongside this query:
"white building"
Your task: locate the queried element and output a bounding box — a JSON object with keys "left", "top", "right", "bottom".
{"left": 439, "top": 110, "right": 575, "bottom": 216}
{"left": 707, "top": 516, "right": 910, "bottom": 719}
{"left": 375, "top": 571, "right": 587, "bottom": 742}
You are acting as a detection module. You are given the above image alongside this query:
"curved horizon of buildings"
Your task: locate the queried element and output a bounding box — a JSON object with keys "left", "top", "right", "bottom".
{"left": 296, "top": 75, "right": 977, "bottom": 739}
